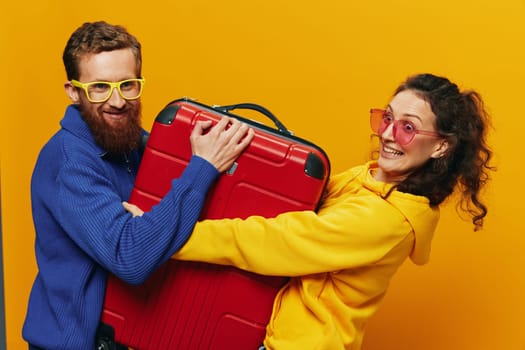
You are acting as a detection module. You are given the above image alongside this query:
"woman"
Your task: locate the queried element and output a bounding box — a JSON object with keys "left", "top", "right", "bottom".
{"left": 126, "top": 73, "right": 493, "bottom": 349}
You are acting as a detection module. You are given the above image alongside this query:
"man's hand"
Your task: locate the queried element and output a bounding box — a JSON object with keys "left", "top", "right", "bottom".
{"left": 123, "top": 201, "right": 144, "bottom": 217}
{"left": 190, "top": 117, "right": 254, "bottom": 173}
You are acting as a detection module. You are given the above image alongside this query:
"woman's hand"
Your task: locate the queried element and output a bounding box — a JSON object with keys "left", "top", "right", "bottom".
{"left": 190, "top": 117, "right": 254, "bottom": 173}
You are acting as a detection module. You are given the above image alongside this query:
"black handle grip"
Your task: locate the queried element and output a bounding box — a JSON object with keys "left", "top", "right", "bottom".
{"left": 214, "top": 103, "right": 292, "bottom": 135}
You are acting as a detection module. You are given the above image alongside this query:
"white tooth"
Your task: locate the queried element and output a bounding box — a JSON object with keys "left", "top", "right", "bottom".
{"left": 383, "top": 145, "right": 402, "bottom": 155}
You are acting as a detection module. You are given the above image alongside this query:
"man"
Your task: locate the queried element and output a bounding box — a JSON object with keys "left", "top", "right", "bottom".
{"left": 22, "top": 21, "right": 253, "bottom": 350}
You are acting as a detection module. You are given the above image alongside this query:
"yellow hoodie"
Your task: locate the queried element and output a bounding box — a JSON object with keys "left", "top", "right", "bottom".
{"left": 174, "top": 161, "right": 439, "bottom": 349}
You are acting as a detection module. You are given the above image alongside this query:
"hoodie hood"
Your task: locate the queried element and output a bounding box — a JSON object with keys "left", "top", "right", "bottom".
{"left": 362, "top": 162, "right": 439, "bottom": 265}
{"left": 387, "top": 192, "right": 439, "bottom": 264}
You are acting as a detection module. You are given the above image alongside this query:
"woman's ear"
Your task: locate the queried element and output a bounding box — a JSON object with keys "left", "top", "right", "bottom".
{"left": 431, "top": 139, "right": 450, "bottom": 159}
{"left": 64, "top": 81, "right": 80, "bottom": 103}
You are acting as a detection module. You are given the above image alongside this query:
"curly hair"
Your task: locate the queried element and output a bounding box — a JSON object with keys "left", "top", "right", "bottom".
{"left": 388, "top": 73, "right": 494, "bottom": 230}
{"left": 62, "top": 21, "right": 142, "bottom": 81}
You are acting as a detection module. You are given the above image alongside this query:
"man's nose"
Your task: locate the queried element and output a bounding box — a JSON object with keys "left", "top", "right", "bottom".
{"left": 106, "top": 87, "right": 126, "bottom": 108}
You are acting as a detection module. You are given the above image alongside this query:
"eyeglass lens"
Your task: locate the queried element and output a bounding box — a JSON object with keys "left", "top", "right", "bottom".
{"left": 370, "top": 110, "right": 414, "bottom": 145}
{"left": 87, "top": 80, "right": 143, "bottom": 102}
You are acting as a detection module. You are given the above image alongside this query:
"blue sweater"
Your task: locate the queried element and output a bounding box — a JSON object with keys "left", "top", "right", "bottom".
{"left": 22, "top": 105, "right": 219, "bottom": 350}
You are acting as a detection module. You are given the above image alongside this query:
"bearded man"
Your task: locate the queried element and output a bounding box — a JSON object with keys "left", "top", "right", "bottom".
{"left": 23, "top": 21, "right": 253, "bottom": 350}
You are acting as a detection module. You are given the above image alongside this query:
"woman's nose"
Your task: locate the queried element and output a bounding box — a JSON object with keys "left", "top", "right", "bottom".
{"left": 381, "top": 122, "right": 396, "bottom": 141}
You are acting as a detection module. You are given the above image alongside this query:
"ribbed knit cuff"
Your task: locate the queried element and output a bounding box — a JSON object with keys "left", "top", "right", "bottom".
{"left": 175, "top": 155, "right": 220, "bottom": 195}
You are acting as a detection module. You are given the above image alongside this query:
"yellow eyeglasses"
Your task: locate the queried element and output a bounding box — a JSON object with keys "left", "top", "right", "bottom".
{"left": 70, "top": 78, "right": 145, "bottom": 103}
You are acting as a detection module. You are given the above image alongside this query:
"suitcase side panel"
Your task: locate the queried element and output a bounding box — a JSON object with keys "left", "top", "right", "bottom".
{"left": 131, "top": 101, "right": 329, "bottom": 216}
{"left": 102, "top": 100, "right": 330, "bottom": 349}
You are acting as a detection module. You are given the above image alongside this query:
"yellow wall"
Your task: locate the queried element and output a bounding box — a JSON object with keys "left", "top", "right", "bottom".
{"left": 1, "top": 1, "right": 523, "bottom": 349}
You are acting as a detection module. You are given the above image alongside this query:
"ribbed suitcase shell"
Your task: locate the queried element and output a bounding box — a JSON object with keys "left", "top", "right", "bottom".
{"left": 100, "top": 99, "right": 330, "bottom": 349}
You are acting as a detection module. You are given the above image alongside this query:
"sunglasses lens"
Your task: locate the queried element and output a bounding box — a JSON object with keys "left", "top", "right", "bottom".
{"left": 393, "top": 122, "right": 414, "bottom": 145}
{"left": 370, "top": 114, "right": 377, "bottom": 133}
{"left": 370, "top": 110, "right": 385, "bottom": 134}
{"left": 370, "top": 110, "right": 419, "bottom": 145}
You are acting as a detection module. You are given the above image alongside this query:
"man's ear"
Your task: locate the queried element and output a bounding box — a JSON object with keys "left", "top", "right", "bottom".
{"left": 431, "top": 139, "right": 450, "bottom": 159}
{"left": 64, "top": 81, "right": 80, "bottom": 103}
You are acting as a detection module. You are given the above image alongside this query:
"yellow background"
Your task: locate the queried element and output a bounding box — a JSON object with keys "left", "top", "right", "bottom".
{"left": 1, "top": 1, "right": 523, "bottom": 349}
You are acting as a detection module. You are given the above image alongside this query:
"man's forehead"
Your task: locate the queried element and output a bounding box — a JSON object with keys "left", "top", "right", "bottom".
{"left": 77, "top": 49, "right": 139, "bottom": 81}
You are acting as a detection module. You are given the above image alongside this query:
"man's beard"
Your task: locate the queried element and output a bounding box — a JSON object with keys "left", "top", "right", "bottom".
{"left": 80, "top": 103, "right": 143, "bottom": 155}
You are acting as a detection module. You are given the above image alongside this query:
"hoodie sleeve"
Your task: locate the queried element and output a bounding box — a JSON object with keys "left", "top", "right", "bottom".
{"left": 174, "top": 193, "right": 417, "bottom": 276}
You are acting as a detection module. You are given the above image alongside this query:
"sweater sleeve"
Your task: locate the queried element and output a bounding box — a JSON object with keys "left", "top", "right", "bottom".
{"left": 55, "top": 155, "right": 218, "bottom": 284}
{"left": 174, "top": 193, "right": 415, "bottom": 277}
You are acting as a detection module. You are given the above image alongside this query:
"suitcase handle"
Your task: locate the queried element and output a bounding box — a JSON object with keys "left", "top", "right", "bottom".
{"left": 214, "top": 103, "right": 292, "bottom": 136}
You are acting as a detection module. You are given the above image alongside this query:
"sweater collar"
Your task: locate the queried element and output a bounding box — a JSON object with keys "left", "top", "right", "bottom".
{"left": 60, "top": 104, "right": 107, "bottom": 157}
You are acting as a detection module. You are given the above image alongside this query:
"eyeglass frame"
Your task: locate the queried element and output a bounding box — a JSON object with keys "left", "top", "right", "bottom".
{"left": 369, "top": 108, "right": 442, "bottom": 146}
{"left": 70, "top": 78, "right": 145, "bottom": 103}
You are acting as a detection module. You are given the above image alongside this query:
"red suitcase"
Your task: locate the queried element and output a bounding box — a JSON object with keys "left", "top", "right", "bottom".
{"left": 98, "top": 99, "right": 330, "bottom": 350}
